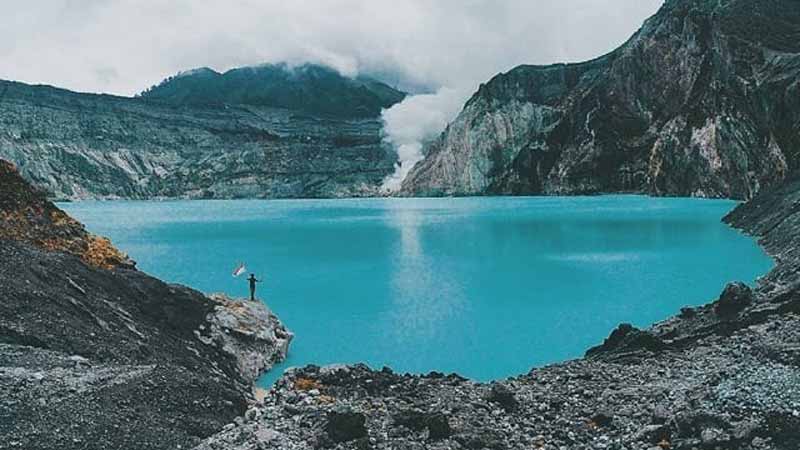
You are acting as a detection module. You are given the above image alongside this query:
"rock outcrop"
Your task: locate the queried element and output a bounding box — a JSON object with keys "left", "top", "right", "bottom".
{"left": 403, "top": 0, "right": 800, "bottom": 200}
{"left": 0, "top": 161, "right": 292, "bottom": 450}
{"left": 0, "top": 64, "right": 404, "bottom": 200}
{"left": 203, "top": 293, "right": 293, "bottom": 382}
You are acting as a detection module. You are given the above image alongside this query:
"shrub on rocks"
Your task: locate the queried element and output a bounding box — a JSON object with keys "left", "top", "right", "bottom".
{"left": 487, "top": 383, "right": 519, "bottom": 412}
{"left": 326, "top": 408, "right": 367, "bottom": 443}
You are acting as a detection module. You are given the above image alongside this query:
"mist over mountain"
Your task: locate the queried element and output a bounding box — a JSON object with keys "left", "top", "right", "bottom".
{"left": 140, "top": 63, "right": 406, "bottom": 119}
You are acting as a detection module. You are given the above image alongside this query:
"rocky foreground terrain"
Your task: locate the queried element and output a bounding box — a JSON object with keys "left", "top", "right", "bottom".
{"left": 403, "top": 0, "right": 800, "bottom": 200}
{"left": 0, "top": 160, "right": 293, "bottom": 450}
{"left": 0, "top": 64, "right": 404, "bottom": 200}
{"left": 4, "top": 163, "right": 799, "bottom": 450}
{"left": 198, "top": 189, "right": 800, "bottom": 447}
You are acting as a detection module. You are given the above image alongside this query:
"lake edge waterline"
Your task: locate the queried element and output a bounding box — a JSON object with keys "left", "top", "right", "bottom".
{"left": 59, "top": 195, "right": 774, "bottom": 386}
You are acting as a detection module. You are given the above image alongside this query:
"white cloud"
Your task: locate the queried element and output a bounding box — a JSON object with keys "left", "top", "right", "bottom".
{"left": 380, "top": 87, "right": 468, "bottom": 192}
{"left": 0, "top": 0, "right": 662, "bottom": 96}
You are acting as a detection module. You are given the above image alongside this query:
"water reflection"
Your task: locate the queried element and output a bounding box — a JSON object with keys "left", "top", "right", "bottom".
{"left": 381, "top": 201, "right": 470, "bottom": 369}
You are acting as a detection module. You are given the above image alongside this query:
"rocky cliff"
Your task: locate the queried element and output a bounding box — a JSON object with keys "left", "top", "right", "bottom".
{"left": 0, "top": 161, "right": 293, "bottom": 450}
{"left": 195, "top": 165, "right": 800, "bottom": 450}
{"left": 403, "top": 0, "right": 800, "bottom": 200}
{"left": 0, "top": 159, "right": 133, "bottom": 269}
{"left": 0, "top": 64, "right": 404, "bottom": 200}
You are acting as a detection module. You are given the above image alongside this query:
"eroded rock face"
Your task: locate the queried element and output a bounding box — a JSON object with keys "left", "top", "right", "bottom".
{"left": 0, "top": 160, "right": 132, "bottom": 269}
{"left": 0, "top": 161, "right": 292, "bottom": 449}
{"left": 203, "top": 294, "right": 293, "bottom": 383}
{"left": 403, "top": 0, "right": 800, "bottom": 200}
{"left": 0, "top": 78, "right": 398, "bottom": 200}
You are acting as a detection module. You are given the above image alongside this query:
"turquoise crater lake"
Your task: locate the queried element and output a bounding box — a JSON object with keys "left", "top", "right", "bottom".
{"left": 62, "top": 196, "right": 772, "bottom": 385}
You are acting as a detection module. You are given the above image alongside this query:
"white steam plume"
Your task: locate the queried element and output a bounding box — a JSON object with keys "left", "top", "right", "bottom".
{"left": 381, "top": 88, "right": 468, "bottom": 193}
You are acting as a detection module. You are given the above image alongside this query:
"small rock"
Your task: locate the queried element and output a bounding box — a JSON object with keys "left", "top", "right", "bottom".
{"left": 254, "top": 427, "right": 279, "bottom": 442}
{"left": 244, "top": 407, "right": 260, "bottom": 422}
{"left": 591, "top": 411, "right": 613, "bottom": 428}
{"left": 732, "top": 420, "right": 758, "bottom": 440}
{"left": 652, "top": 404, "right": 670, "bottom": 424}
{"left": 700, "top": 428, "right": 722, "bottom": 444}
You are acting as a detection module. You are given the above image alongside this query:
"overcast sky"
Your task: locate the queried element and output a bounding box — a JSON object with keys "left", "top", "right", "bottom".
{"left": 1, "top": 0, "right": 663, "bottom": 97}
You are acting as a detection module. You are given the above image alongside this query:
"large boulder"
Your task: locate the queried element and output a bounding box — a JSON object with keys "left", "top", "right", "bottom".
{"left": 714, "top": 282, "right": 754, "bottom": 317}
{"left": 586, "top": 323, "right": 665, "bottom": 357}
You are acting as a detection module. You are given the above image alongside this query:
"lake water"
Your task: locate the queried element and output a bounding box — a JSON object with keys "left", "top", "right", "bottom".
{"left": 62, "top": 196, "right": 772, "bottom": 385}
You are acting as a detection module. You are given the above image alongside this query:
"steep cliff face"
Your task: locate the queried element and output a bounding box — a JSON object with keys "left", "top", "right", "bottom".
{"left": 0, "top": 161, "right": 292, "bottom": 450}
{"left": 403, "top": 0, "right": 800, "bottom": 200}
{"left": 0, "top": 65, "right": 403, "bottom": 200}
{"left": 0, "top": 160, "right": 131, "bottom": 268}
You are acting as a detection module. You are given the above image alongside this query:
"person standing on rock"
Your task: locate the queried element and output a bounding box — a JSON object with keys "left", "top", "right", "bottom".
{"left": 247, "top": 274, "right": 262, "bottom": 301}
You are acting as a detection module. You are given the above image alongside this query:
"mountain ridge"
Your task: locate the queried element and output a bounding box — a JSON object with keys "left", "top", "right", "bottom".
{"left": 402, "top": 0, "right": 800, "bottom": 200}
{"left": 140, "top": 62, "right": 406, "bottom": 119}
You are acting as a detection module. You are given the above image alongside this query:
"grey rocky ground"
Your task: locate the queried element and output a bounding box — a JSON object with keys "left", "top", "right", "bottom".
{"left": 0, "top": 161, "right": 293, "bottom": 450}
{"left": 196, "top": 185, "right": 800, "bottom": 448}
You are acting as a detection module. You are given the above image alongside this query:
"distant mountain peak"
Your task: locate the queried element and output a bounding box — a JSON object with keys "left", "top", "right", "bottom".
{"left": 141, "top": 62, "right": 406, "bottom": 118}
{"left": 174, "top": 67, "right": 220, "bottom": 79}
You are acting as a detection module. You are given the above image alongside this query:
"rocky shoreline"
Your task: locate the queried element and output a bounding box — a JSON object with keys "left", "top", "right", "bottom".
{"left": 3, "top": 160, "right": 800, "bottom": 449}
{"left": 196, "top": 181, "right": 800, "bottom": 449}
{"left": 0, "top": 160, "right": 293, "bottom": 450}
